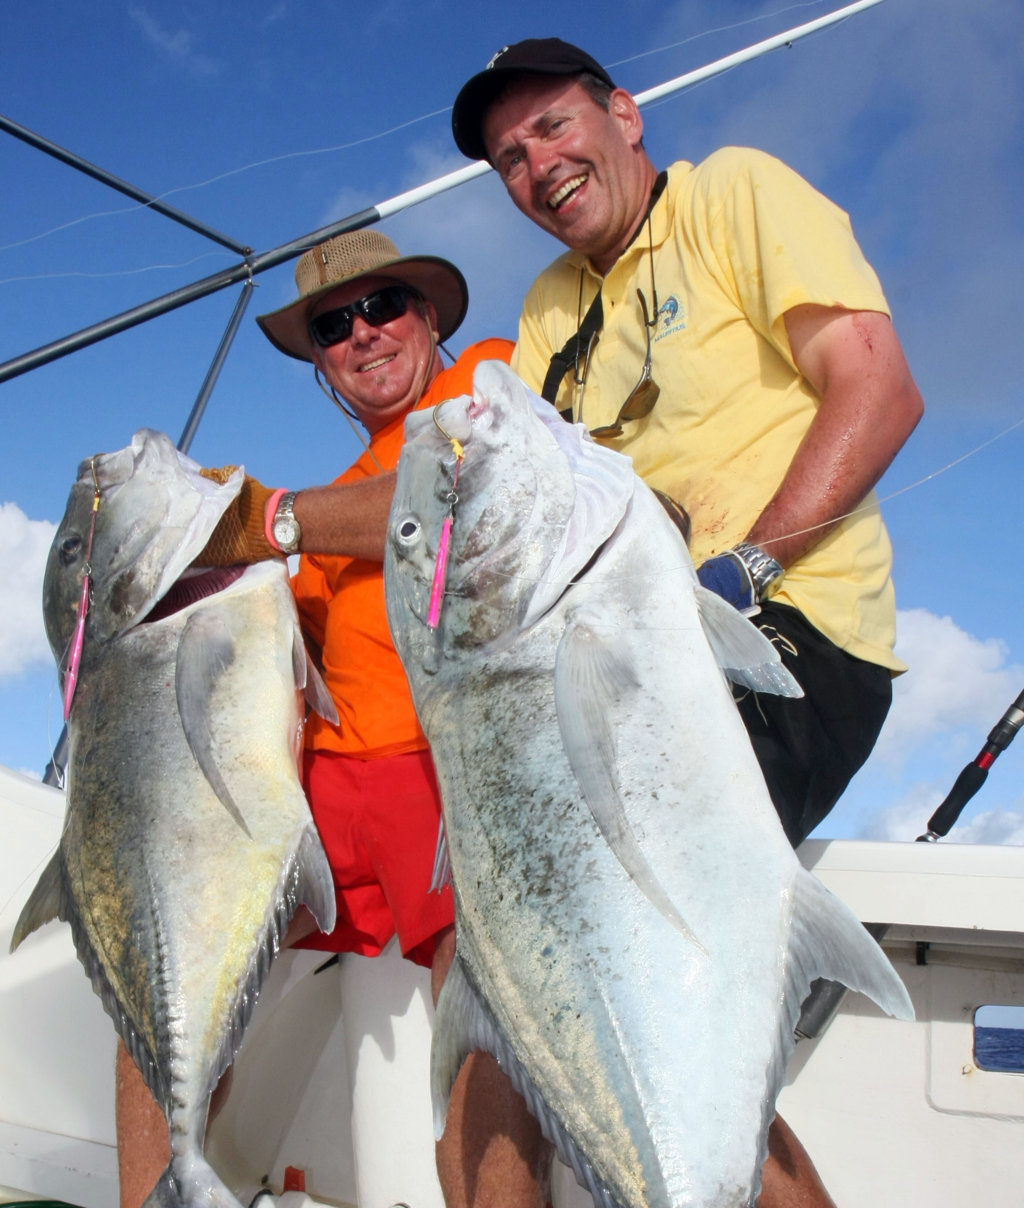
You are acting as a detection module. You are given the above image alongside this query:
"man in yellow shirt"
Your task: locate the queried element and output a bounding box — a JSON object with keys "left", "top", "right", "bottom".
{"left": 452, "top": 38, "right": 923, "bottom": 851}
{"left": 448, "top": 36, "right": 924, "bottom": 1208}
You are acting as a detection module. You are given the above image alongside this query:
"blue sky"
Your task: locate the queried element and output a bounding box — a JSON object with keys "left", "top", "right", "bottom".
{"left": 1, "top": 0, "right": 1022, "bottom": 843}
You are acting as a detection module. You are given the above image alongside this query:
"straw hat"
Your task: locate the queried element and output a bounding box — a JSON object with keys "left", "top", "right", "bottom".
{"left": 257, "top": 229, "right": 468, "bottom": 362}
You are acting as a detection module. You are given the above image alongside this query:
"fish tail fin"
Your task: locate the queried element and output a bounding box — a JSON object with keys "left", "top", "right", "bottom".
{"left": 141, "top": 1168, "right": 180, "bottom": 1208}
{"left": 142, "top": 1155, "right": 247, "bottom": 1207}
{"left": 787, "top": 870, "right": 914, "bottom": 1024}
{"left": 10, "top": 852, "right": 64, "bottom": 952}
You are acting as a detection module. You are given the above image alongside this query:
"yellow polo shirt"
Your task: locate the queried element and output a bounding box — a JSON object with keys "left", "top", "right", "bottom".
{"left": 511, "top": 147, "right": 902, "bottom": 671}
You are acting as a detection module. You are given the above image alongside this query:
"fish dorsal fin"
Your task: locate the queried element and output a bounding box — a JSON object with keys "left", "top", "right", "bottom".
{"left": 695, "top": 586, "right": 803, "bottom": 697}
{"left": 176, "top": 609, "right": 251, "bottom": 837}
{"left": 432, "top": 954, "right": 621, "bottom": 1208}
{"left": 291, "top": 626, "right": 339, "bottom": 725}
{"left": 554, "top": 613, "right": 705, "bottom": 950}
{"left": 9, "top": 851, "right": 64, "bottom": 952}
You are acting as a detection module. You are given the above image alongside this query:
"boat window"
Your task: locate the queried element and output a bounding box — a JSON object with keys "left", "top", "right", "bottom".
{"left": 974, "top": 1004, "right": 1024, "bottom": 1073}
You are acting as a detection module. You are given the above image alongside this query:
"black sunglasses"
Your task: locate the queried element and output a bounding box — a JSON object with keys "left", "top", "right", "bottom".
{"left": 308, "top": 285, "right": 418, "bottom": 348}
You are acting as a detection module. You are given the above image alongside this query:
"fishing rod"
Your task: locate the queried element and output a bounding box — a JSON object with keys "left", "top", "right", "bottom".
{"left": 0, "top": 0, "right": 887, "bottom": 386}
{"left": 916, "top": 689, "right": 1024, "bottom": 842}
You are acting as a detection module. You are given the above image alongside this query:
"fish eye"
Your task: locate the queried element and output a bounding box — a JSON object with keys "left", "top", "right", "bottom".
{"left": 59, "top": 535, "right": 83, "bottom": 565}
{"left": 396, "top": 517, "right": 421, "bottom": 544}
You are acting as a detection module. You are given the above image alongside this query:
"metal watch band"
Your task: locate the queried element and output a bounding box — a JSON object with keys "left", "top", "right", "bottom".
{"left": 732, "top": 542, "right": 784, "bottom": 603}
{"left": 272, "top": 490, "right": 301, "bottom": 555}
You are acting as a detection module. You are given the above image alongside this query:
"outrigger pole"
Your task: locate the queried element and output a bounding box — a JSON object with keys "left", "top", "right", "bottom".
{"left": 0, "top": 0, "right": 886, "bottom": 386}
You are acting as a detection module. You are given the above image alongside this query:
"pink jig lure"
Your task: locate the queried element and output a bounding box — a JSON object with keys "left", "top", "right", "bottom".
{"left": 426, "top": 420, "right": 465, "bottom": 631}
{"left": 61, "top": 460, "right": 101, "bottom": 720}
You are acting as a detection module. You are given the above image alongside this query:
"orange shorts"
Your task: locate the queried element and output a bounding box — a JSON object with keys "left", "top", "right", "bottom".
{"left": 295, "top": 747, "right": 454, "bottom": 968}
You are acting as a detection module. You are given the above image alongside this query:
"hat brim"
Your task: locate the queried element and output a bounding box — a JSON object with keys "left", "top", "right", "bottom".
{"left": 257, "top": 253, "right": 469, "bottom": 362}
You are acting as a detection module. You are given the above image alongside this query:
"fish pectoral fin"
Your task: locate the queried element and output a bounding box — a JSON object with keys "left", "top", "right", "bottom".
{"left": 10, "top": 851, "right": 64, "bottom": 951}
{"left": 695, "top": 586, "right": 803, "bottom": 697}
{"left": 293, "top": 627, "right": 339, "bottom": 725}
{"left": 555, "top": 615, "right": 705, "bottom": 951}
{"left": 786, "top": 869, "right": 914, "bottom": 1027}
{"left": 176, "top": 610, "right": 251, "bottom": 837}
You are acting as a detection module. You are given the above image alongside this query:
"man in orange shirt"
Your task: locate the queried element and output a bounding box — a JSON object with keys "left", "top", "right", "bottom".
{"left": 116, "top": 230, "right": 518, "bottom": 1207}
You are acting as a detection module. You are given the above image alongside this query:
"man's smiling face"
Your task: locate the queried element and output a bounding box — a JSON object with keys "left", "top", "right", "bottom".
{"left": 310, "top": 274, "right": 439, "bottom": 434}
{"left": 482, "top": 76, "right": 655, "bottom": 273}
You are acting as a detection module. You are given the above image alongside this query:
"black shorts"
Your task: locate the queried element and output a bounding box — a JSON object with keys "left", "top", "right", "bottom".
{"left": 733, "top": 602, "right": 892, "bottom": 846}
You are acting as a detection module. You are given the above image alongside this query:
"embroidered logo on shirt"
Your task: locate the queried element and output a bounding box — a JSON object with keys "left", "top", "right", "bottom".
{"left": 653, "top": 294, "right": 687, "bottom": 341}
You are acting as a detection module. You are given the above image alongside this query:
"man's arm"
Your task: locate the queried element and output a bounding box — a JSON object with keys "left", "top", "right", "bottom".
{"left": 293, "top": 472, "right": 396, "bottom": 561}
{"left": 744, "top": 305, "right": 923, "bottom": 568}
{"left": 195, "top": 470, "right": 397, "bottom": 567}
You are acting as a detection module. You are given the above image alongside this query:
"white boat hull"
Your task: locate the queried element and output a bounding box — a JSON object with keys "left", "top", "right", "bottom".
{"left": 3, "top": 764, "right": 1022, "bottom": 1207}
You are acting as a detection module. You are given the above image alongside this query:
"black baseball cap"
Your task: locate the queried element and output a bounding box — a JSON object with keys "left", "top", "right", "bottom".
{"left": 451, "top": 38, "right": 616, "bottom": 162}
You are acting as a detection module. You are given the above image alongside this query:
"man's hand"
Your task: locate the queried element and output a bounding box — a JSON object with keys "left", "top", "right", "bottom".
{"left": 194, "top": 468, "right": 284, "bottom": 566}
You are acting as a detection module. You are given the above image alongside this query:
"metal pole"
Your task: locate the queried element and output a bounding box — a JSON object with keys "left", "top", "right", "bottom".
{"left": 632, "top": 0, "right": 889, "bottom": 108}
{"left": 1, "top": 0, "right": 886, "bottom": 386}
{"left": 177, "top": 280, "right": 256, "bottom": 455}
{"left": 0, "top": 113, "right": 252, "bottom": 256}
{"left": 42, "top": 728, "right": 68, "bottom": 789}
{"left": 0, "top": 208, "right": 382, "bottom": 384}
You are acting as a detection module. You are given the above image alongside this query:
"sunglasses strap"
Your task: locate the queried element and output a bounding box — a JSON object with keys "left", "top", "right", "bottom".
{"left": 542, "top": 289, "right": 604, "bottom": 421}
{"left": 541, "top": 171, "right": 668, "bottom": 423}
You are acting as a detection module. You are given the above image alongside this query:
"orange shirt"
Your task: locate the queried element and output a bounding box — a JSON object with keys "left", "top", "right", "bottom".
{"left": 293, "top": 339, "right": 514, "bottom": 758}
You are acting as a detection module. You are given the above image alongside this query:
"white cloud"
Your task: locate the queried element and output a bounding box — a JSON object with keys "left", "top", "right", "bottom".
{"left": 825, "top": 607, "right": 1024, "bottom": 843}
{"left": 0, "top": 505, "right": 56, "bottom": 680}
{"left": 874, "top": 608, "right": 1023, "bottom": 762}
{"left": 948, "top": 808, "right": 1024, "bottom": 846}
{"left": 129, "top": 7, "right": 220, "bottom": 77}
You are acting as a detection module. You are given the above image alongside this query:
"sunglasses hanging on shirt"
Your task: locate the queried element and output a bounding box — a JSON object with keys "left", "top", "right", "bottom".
{"left": 541, "top": 171, "right": 667, "bottom": 435}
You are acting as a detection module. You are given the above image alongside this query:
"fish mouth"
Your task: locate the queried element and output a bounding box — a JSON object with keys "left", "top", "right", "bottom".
{"left": 143, "top": 565, "right": 246, "bottom": 624}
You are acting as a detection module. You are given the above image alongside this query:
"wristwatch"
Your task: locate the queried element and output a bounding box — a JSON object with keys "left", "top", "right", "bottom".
{"left": 732, "top": 542, "right": 784, "bottom": 603}
{"left": 271, "top": 491, "right": 302, "bottom": 555}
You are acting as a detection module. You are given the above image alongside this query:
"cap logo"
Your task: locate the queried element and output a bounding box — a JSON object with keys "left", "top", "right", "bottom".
{"left": 485, "top": 46, "right": 510, "bottom": 70}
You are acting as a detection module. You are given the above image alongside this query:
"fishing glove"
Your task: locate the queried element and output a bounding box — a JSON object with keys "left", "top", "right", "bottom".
{"left": 192, "top": 467, "right": 284, "bottom": 566}
{"left": 697, "top": 543, "right": 784, "bottom": 612}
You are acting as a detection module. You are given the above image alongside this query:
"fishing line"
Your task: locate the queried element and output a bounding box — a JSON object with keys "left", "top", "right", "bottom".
{"left": 608, "top": 0, "right": 838, "bottom": 71}
{"left": 435, "top": 410, "right": 1024, "bottom": 593}
{"left": 1, "top": 0, "right": 846, "bottom": 268}
{"left": 0, "top": 108, "right": 449, "bottom": 260}
{"left": 0, "top": 251, "right": 234, "bottom": 288}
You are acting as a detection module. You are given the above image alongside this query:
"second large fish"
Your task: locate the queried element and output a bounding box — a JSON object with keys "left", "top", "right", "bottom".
{"left": 12, "top": 430, "right": 336, "bottom": 1208}
{"left": 384, "top": 361, "right": 913, "bottom": 1208}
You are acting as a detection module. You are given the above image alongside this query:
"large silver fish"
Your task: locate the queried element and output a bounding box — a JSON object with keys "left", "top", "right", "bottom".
{"left": 384, "top": 362, "right": 913, "bottom": 1208}
{"left": 11, "top": 429, "right": 336, "bottom": 1208}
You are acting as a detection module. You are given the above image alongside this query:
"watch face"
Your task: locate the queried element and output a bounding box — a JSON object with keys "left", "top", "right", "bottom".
{"left": 273, "top": 516, "right": 298, "bottom": 549}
